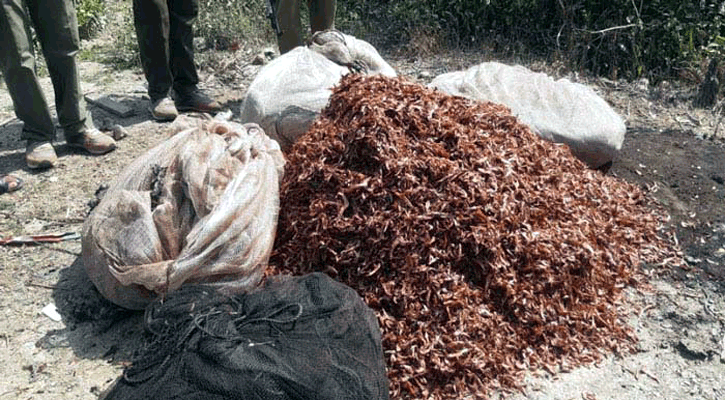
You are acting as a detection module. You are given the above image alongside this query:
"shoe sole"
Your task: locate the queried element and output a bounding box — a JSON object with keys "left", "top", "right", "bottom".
{"left": 27, "top": 159, "right": 54, "bottom": 169}
{"left": 175, "top": 105, "right": 222, "bottom": 113}
{"left": 67, "top": 142, "right": 117, "bottom": 155}
{"left": 151, "top": 113, "right": 178, "bottom": 121}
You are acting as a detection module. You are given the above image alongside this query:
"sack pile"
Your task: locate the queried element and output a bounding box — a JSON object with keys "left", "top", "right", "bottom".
{"left": 270, "top": 74, "right": 682, "bottom": 398}
{"left": 83, "top": 120, "right": 285, "bottom": 310}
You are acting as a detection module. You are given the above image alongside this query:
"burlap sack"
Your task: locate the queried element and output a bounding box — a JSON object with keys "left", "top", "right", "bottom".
{"left": 240, "top": 30, "right": 396, "bottom": 152}
{"left": 82, "top": 120, "right": 285, "bottom": 309}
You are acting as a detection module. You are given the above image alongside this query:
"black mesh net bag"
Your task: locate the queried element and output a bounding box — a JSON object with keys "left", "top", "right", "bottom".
{"left": 102, "top": 272, "right": 389, "bottom": 400}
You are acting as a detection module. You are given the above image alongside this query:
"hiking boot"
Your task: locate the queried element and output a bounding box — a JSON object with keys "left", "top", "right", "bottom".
{"left": 67, "top": 129, "right": 117, "bottom": 155}
{"left": 175, "top": 88, "right": 222, "bottom": 113}
{"left": 150, "top": 96, "right": 179, "bottom": 121}
{"left": 26, "top": 141, "right": 58, "bottom": 169}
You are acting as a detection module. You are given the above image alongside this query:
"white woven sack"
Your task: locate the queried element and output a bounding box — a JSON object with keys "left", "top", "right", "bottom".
{"left": 429, "top": 62, "right": 625, "bottom": 169}
{"left": 240, "top": 30, "right": 396, "bottom": 151}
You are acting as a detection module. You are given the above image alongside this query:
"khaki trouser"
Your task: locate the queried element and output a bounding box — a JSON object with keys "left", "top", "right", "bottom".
{"left": 276, "top": 0, "right": 336, "bottom": 54}
{"left": 0, "top": 0, "right": 92, "bottom": 142}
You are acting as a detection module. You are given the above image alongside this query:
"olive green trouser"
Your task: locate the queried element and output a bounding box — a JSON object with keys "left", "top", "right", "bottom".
{"left": 0, "top": 0, "right": 92, "bottom": 143}
{"left": 276, "top": 0, "right": 336, "bottom": 54}
{"left": 133, "top": 0, "right": 199, "bottom": 101}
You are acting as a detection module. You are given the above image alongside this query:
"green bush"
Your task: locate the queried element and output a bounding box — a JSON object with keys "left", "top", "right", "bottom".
{"left": 556, "top": 0, "right": 724, "bottom": 81}
{"left": 76, "top": 0, "right": 105, "bottom": 39}
{"left": 336, "top": 0, "right": 725, "bottom": 82}
{"left": 104, "top": 4, "right": 140, "bottom": 70}
{"left": 195, "top": 0, "right": 273, "bottom": 49}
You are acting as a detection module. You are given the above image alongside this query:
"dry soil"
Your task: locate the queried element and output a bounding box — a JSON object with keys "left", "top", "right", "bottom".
{"left": 0, "top": 41, "right": 724, "bottom": 400}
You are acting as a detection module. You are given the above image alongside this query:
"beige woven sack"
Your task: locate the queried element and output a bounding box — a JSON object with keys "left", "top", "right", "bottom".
{"left": 82, "top": 120, "right": 285, "bottom": 309}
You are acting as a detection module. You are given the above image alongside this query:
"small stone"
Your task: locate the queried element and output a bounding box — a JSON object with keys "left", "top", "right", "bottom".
{"left": 253, "top": 48, "right": 277, "bottom": 65}
{"left": 252, "top": 53, "right": 267, "bottom": 65}
{"left": 193, "top": 37, "right": 206, "bottom": 52}
{"left": 110, "top": 125, "right": 128, "bottom": 141}
{"left": 636, "top": 77, "right": 650, "bottom": 91}
{"left": 35, "top": 329, "right": 70, "bottom": 349}
{"left": 684, "top": 255, "right": 702, "bottom": 264}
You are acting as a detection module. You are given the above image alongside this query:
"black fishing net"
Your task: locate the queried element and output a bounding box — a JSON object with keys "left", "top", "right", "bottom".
{"left": 102, "top": 273, "right": 389, "bottom": 400}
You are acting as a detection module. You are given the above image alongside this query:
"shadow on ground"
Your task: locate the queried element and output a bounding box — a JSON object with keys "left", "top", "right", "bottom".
{"left": 39, "top": 257, "right": 143, "bottom": 363}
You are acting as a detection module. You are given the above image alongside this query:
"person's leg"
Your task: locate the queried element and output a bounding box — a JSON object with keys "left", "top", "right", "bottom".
{"left": 30, "top": 0, "right": 92, "bottom": 140}
{"left": 0, "top": 0, "right": 56, "bottom": 143}
{"left": 133, "top": 0, "right": 173, "bottom": 101}
{"left": 166, "top": 0, "right": 220, "bottom": 113}
{"left": 29, "top": 0, "right": 115, "bottom": 154}
{"left": 276, "top": 0, "right": 303, "bottom": 54}
{"left": 168, "top": 0, "right": 198, "bottom": 92}
{"left": 133, "top": 0, "right": 179, "bottom": 121}
{"left": 308, "top": 0, "right": 335, "bottom": 34}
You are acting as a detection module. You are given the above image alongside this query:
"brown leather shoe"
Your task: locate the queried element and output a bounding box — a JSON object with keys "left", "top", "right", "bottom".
{"left": 175, "top": 88, "right": 222, "bottom": 113}
{"left": 67, "top": 129, "right": 117, "bottom": 155}
{"left": 26, "top": 141, "right": 58, "bottom": 169}
{"left": 150, "top": 96, "right": 179, "bottom": 121}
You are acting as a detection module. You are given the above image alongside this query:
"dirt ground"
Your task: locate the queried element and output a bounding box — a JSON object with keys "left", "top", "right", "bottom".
{"left": 1, "top": 36, "right": 724, "bottom": 400}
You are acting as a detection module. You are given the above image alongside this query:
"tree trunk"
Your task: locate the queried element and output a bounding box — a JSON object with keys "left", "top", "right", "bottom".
{"left": 693, "top": 58, "right": 719, "bottom": 109}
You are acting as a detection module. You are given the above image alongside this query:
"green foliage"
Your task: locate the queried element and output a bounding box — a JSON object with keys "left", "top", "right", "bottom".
{"left": 557, "top": 0, "right": 724, "bottom": 81}
{"left": 104, "top": 8, "right": 140, "bottom": 70}
{"left": 195, "top": 0, "right": 273, "bottom": 49}
{"left": 336, "top": 0, "right": 725, "bottom": 81}
{"left": 85, "top": 0, "right": 140, "bottom": 70}
{"left": 76, "top": 0, "right": 105, "bottom": 39}
{"left": 90, "top": 0, "right": 723, "bottom": 81}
